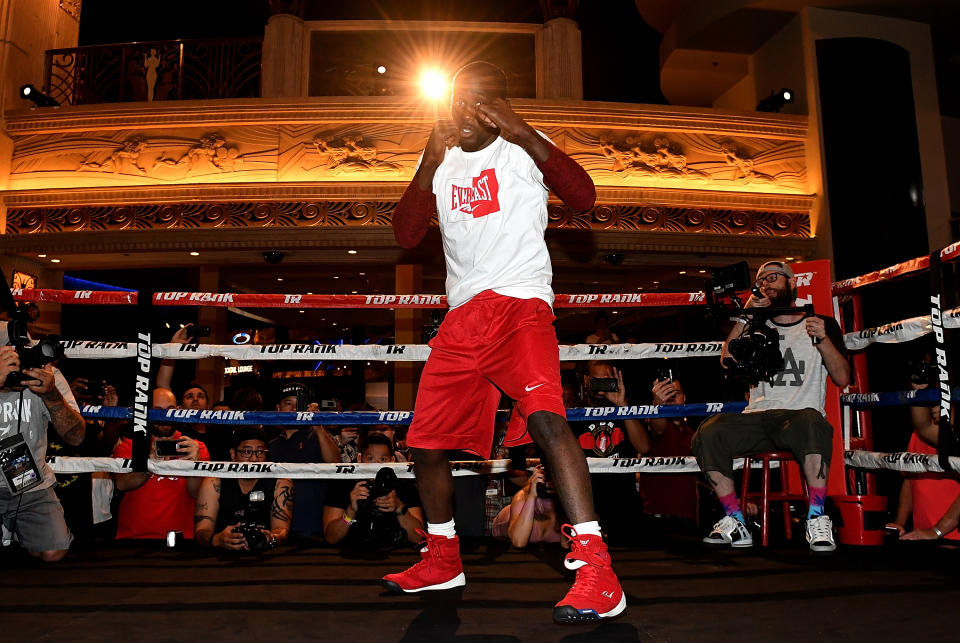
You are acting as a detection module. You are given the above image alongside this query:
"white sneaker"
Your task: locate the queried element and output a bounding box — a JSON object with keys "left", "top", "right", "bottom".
{"left": 703, "top": 515, "right": 753, "bottom": 548}
{"left": 806, "top": 515, "right": 837, "bottom": 552}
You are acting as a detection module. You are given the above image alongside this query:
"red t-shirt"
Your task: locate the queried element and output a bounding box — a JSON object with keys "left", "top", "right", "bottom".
{"left": 908, "top": 433, "right": 960, "bottom": 540}
{"left": 113, "top": 432, "right": 209, "bottom": 539}
{"left": 638, "top": 420, "right": 698, "bottom": 522}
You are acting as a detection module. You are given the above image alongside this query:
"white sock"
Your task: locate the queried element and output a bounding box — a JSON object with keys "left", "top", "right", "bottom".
{"left": 572, "top": 520, "right": 602, "bottom": 537}
{"left": 427, "top": 519, "right": 457, "bottom": 538}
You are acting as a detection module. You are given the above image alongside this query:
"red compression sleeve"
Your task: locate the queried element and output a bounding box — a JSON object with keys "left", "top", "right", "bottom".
{"left": 536, "top": 144, "right": 596, "bottom": 211}
{"left": 393, "top": 180, "right": 436, "bottom": 249}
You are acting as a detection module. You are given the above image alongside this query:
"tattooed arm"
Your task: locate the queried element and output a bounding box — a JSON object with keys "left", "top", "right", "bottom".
{"left": 24, "top": 366, "right": 85, "bottom": 447}
{"left": 194, "top": 477, "right": 222, "bottom": 548}
{"left": 267, "top": 478, "right": 294, "bottom": 546}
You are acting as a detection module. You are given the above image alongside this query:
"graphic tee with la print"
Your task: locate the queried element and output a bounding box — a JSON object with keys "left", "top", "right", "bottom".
{"left": 430, "top": 134, "right": 554, "bottom": 309}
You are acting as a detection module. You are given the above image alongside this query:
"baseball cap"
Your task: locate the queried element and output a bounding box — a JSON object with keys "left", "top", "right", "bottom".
{"left": 756, "top": 261, "right": 794, "bottom": 281}
{"left": 278, "top": 381, "right": 308, "bottom": 401}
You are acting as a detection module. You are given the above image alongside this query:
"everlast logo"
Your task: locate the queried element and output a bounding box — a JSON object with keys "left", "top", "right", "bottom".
{"left": 450, "top": 168, "right": 500, "bottom": 217}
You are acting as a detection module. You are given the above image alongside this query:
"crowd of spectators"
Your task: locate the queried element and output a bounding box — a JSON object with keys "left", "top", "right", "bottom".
{"left": 2, "top": 292, "right": 958, "bottom": 562}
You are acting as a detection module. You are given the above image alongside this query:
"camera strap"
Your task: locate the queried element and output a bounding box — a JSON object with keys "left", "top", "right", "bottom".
{"left": 929, "top": 249, "right": 955, "bottom": 470}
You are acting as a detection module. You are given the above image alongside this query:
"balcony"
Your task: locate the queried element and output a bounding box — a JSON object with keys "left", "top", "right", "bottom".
{"left": 45, "top": 37, "right": 263, "bottom": 105}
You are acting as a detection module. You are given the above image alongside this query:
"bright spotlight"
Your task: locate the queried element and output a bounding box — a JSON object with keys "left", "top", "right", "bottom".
{"left": 19, "top": 83, "right": 59, "bottom": 107}
{"left": 376, "top": 65, "right": 387, "bottom": 74}
{"left": 419, "top": 69, "right": 448, "bottom": 100}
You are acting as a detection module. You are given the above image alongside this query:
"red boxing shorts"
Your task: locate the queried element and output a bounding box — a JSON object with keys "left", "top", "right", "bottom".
{"left": 407, "top": 290, "right": 567, "bottom": 457}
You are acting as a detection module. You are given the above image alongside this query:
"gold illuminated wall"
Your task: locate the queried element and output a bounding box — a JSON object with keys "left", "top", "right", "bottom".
{"left": 2, "top": 97, "right": 812, "bottom": 241}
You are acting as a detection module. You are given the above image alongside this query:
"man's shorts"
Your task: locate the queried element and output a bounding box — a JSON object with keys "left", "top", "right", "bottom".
{"left": 407, "top": 291, "right": 566, "bottom": 457}
{"left": 1, "top": 486, "right": 73, "bottom": 553}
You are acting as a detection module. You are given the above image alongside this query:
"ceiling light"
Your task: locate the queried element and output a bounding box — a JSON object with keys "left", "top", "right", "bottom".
{"left": 332, "top": 322, "right": 338, "bottom": 326}
{"left": 277, "top": 277, "right": 284, "bottom": 282}
{"left": 189, "top": 251, "right": 200, "bottom": 256}
{"left": 359, "top": 272, "right": 365, "bottom": 276}
{"left": 679, "top": 271, "right": 686, "bottom": 275}
{"left": 50, "top": 258, "right": 61, "bottom": 263}
{"left": 37, "top": 254, "right": 47, "bottom": 258}
{"left": 351, "top": 290, "right": 357, "bottom": 294}
{"left": 299, "top": 310, "right": 305, "bottom": 314}
{"left": 348, "top": 250, "right": 357, "bottom": 255}
{"left": 333, "top": 276, "right": 339, "bottom": 279}
{"left": 698, "top": 269, "right": 706, "bottom": 273}
{"left": 786, "top": 257, "right": 795, "bottom": 261}
{"left": 376, "top": 65, "right": 386, "bottom": 74}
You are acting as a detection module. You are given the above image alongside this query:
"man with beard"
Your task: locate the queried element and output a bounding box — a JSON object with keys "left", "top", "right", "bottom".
{"left": 383, "top": 61, "right": 625, "bottom": 623}
{"left": 692, "top": 261, "right": 849, "bottom": 551}
{"left": 112, "top": 387, "right": 209, "bottom": 539}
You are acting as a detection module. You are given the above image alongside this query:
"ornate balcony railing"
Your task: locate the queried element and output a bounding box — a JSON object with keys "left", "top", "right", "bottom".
{"left": 44, "top": 37, "right": 262, "bottom": 105}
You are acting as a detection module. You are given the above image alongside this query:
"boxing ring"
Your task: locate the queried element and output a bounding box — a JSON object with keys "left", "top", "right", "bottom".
{"left": 4, "top": 247, "right": 960, "bottom": 642}
{"left": 7, "top": 244, "right": 959, "bottom": 544}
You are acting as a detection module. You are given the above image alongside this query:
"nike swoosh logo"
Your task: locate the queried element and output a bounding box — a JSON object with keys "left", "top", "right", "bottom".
{"left": 525, "top": 384, "right": 545, "bottom": 392}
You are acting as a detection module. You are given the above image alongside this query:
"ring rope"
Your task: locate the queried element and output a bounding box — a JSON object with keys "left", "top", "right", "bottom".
{"left": 79, "top": 401, "right": 750, "bottom": 425}
{"left": 46, "top": 455, "right": 771, "bottom": 478}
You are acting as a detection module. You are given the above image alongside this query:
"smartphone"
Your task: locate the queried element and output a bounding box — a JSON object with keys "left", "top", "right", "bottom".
{"left": 320, "top": 399, "right": 337, "bottom": 409}
{"left": 187, "top": 325, "right": 211, "bottom": 339}
{"left": 654, "top": 367, "right": 673, "bottom": 384}
{"left": 295, "top": 388, "right": 309, "bottom": 413}
{"left": 155, "top": 439, "right": 183, "bottom": 457}
{"left": 589, "top": 378, "right": 619, "bottom": 393}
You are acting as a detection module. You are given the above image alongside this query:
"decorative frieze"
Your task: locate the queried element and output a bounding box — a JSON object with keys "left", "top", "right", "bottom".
{"left": 4, "top": 201, "right": 808, "bottom": 238}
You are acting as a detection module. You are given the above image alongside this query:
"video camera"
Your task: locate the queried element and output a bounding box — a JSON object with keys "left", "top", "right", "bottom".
{"left": 706, "top": 261, "right": 815, "bottom": 386}
{"left": 1, "top": 269, "right": 64, "bottom": 387}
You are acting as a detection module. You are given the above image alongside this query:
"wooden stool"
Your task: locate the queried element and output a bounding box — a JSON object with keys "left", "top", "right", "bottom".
{"left": 740, "top": 451, "right": 808, "bottom": 547}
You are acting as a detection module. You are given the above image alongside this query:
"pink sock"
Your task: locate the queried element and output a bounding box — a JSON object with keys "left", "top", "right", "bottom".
{"left": 718, "top": 492, "right": 745, "bottom": 523}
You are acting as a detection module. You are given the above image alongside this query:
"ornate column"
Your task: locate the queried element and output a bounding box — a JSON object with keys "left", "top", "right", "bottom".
{"left": 535, "top": 18, "right": 583, "bottom": 100}
{"left": 261, "top": 1, "right": 306, "bottom": 98}
{"left": 393, "top": 264, "right": 423, "bottom": 411}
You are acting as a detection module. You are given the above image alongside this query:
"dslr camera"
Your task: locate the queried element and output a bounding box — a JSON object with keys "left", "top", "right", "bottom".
{"left": 235, "top": 489, "right": 270, "bottom": 552}
{"left": 356, "top": 467, "right": 407, "bottom": 547}
{"left": 2, "top": 271, "right": 64, "bottom": 388}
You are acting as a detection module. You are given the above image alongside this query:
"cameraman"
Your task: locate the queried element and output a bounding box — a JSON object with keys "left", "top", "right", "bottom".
{"left": 323, "top": 433, "right": 424, "bottom": 547}
{"left": 0, "top": 341, "right": 85, "bottom": 562}
{"left": 692, "top": 261, "right": 849, "bottom": 551}
{"left": 194, "top": 428, "right": 293, "bottom": 551}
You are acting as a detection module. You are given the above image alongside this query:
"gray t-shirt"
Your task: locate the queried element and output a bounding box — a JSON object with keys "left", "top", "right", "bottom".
{"left": 0, "top": 389, "right": 55, "bottom": 491}
{"left": 744, "top": 315, "right": 845, "bottom": 417}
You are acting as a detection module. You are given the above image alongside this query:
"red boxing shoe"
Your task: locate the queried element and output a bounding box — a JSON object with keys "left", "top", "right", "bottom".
{"left": 553, "top": 525, "right": 626, "bottom": 623}
{"left": 382, "top": 531, "right": 466, "bottom": 593}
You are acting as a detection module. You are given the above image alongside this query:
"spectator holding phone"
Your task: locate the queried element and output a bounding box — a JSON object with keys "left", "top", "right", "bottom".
{"left": 155, "top": 324, "right": 230, "bottom": 460}
{"left": 492, "top": 464, "right": 566, "bottom": 547}
{"left": 112, "top": 387, "right": 209, "bottom": 539}
{"left": 194, "top": 428, "right": 293, "bottom": 551}
{"left": 640, "top": 371, "right": 698, "bottom": 524}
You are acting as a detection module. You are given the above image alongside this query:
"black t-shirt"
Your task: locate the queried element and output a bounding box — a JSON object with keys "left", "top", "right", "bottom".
{"left": 181, "top": 424, "right": 231, "bottom": 462}
{"left": 215, "top": 477, "right": 278, "bottom": 533}
{"left": 569, "top": 419, "right": 638, "bottom": 459}
{"left": 269, "top": 429, "right": 328, "bottom": 539}
{"left": 325, "top": 475, "right": 421, "bottom": 548}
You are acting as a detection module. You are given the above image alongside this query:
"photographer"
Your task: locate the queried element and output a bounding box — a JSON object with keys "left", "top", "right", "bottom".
{"left": 0, "top": 338, "right": 86, "bottom": 562}
{"left": 194, "top": 428, "right": 293, "bottom": 551}
{"left": 323, "top": 433, "right": 424, "bottom": 547}
{"left": 887, "top": 372, "right": 959, "bottom": 541}
{"left": 568, "top": 360, "right": 649, "bottom": 543}
{"left": 692, "top": 261, "right": 849, "bottom": 551}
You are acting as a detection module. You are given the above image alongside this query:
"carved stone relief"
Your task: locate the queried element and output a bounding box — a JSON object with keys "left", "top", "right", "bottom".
{"left": 571, "top": 130, "right": 806, "bottom": 193}
{"left": 9, "top": 129, "right": 276, "bottom": 187}
{"left": 277, "top": 125, "right": 423, "bottom": 181}
{"left": 59, "top": 0, "right": 81, "bottom": 21}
